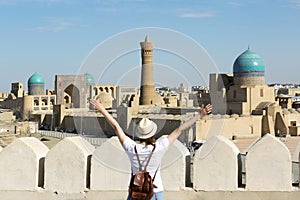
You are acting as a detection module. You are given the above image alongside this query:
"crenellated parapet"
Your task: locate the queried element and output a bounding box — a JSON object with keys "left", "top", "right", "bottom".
{"left": 0, "top": 134, "right": 299, "bottom": 197}
{"left": 193, "top": 135, "right": 240, "bottom": 191}
{"left": 246, "top": 134, "right": 292, "bottom": 191}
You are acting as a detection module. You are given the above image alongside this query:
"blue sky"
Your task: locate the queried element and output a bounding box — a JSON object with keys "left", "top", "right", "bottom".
{"left": 0, "top": 0, "right": 300, "bottom": 92}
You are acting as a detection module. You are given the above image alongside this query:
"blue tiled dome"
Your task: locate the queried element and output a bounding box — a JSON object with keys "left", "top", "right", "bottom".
{"left": 85, "top": 73, "right": 95, "bottom": 83}
{"left": 233, "top": 49, "right": 265, "bottom": 73}
{"left": 28, "top": 72, "right": 44, "bottom": 85}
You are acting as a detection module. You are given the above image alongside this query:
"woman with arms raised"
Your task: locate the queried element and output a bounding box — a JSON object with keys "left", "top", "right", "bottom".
{"left": 90, "top": 99, "right": 212, "bottom": 200}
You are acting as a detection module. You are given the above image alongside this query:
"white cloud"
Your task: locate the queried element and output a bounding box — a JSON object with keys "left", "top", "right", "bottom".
{"left": 32, "top": 17, "right": 79, "bottom": 32}
{"left": 227, "top": 1, "right": 241, "bottom": 7}
{"left": 290, "top": 0, "right": 300, "bottom": 7}
{"left": 95, "top": 0, "right": 146, "bottom": 13}
{"left": 179, "top": 11, "right": 216, "bottom": 18}
{"left": 96, "top": 7, "right": 125, "bottom": 13}
{"left": 0, "top": 0, "right": 69, "bottom": 5}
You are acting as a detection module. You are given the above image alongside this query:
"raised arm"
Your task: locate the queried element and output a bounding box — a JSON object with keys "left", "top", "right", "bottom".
{"left": 90, "top": 99, "right": 128, "bottom": 144}
{"left": 167, "top": 104, "right": 212, "bottom": 144}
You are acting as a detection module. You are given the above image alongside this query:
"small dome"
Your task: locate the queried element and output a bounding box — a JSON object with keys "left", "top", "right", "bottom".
{"left": 95, "top": 92, "right": 113, "bottom": 108}
{"left": 233, "top": 48, "right": 265, "bottom": 73}
{"left": 28, "top": 72, "right": 44, "bottom": 85}
{"left": 85, "top": 73, "right": 95, "bottom": 83}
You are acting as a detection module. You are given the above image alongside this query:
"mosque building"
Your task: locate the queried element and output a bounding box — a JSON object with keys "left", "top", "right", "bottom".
{"left": 22, "top": 73, "right": 56, "bottom": 120}
{"left": 207, "top": 47, "right": 289, "bottom": 139}
{"left": 210, "top": 47, "right": 275, "bottom": 115}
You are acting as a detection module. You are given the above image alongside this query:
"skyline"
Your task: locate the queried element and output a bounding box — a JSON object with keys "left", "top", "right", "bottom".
{"left": 1, "top": 0, "right": 300, "bottom": 92}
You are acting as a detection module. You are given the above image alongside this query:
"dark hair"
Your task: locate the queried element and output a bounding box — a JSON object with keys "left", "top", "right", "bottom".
{"left": 139, "top": 136, "right": 155, "bottom": 146}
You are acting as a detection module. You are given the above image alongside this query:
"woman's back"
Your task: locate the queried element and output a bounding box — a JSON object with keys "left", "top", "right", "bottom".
{"left": 122, "top": 137, "right": 169, "bottom": 192}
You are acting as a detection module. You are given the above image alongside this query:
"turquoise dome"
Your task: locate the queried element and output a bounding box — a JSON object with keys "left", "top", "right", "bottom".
{"left": 28, "top": 72, "right": 45, "bottom": 85}
{"left": 233, "top": 49, "right": 265, "bottom": 73}
{"left": 85, "top": 73, "right": 95, "bottom": 83}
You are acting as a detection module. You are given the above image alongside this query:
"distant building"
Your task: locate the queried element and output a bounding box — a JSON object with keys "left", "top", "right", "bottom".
{"left": 11, "top": 82, "right": 24, "bottom": 98}
{"left": 275, "top": 85, "right": 300, "bottom": 109}
{"left": 0, "top": 92, "right": 9, "bottom": 103}
{"left": 55, "top": 74, "right": 92, "bottom": 109}
{"left": 139, "top": 36, "right": 162, "bottom": 105}
{"left": 208, "top": 47, "right": 289, "bottom": 138}
{"left": 0, "top": 73, "right": 56, "bottom": 120}
{"left": 114, "top": 86, "right": 138, "bottom": 108}
{"left": 210, "top": 47, "right": 275, "bottom": 115}
{"left": 3, "top": 39, "right": 300, "bottom": 141}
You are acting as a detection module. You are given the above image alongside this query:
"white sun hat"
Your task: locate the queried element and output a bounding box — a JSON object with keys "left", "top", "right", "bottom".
{"left": 136, "top": 118, "right": 157, "bottom": 139}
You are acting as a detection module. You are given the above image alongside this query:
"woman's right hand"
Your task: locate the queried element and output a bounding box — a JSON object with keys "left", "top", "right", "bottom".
{"left": 90, "top": 99, "right": 105, "bottom": 112}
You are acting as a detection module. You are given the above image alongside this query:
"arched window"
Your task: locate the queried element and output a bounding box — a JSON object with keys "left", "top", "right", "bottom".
{"left": 34, "top": 100, "right": 39, "bottom": 106}
{"left": 63, "top": 84, "right": 80, "bottom": 108}
{"left": 249, "top": 126, "right": 253, "bottom": 134}
{"left": 110, "top": 87, "right": 114, "bottom": 96}
{"left": 233, "top": 90, "right": 237, "bottom": 98}
{"left": 64, "top": 96, "right": 70, "bottom": 104}
{"left": 50, "top": 99, "right": 55, "bottom": 105}
{"left": 42, "top": 99, "right": 48, "bottom": 106}
{"left": 260, "top": 89, "right": 264, "bottom": 97}
{"left": 93, "top": 87, "right": 98, "bottom": 96}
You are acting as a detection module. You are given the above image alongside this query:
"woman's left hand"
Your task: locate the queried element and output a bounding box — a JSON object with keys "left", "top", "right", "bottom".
{"left": 200, "top": 104, "right": 212, "bottom": 118}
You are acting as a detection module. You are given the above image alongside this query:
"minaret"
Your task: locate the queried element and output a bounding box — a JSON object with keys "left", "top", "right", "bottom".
{"left": 139, "top": 36, "right": 159, "bottom": 105}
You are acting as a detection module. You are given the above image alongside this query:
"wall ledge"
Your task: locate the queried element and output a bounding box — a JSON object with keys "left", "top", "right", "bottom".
{"left": 1, "top": 189, "right": 300, "bottom": 200}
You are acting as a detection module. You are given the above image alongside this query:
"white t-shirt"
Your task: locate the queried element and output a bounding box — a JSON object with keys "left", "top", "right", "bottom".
{"left": 122, "top": 137, "right": 169, "bottom": 192}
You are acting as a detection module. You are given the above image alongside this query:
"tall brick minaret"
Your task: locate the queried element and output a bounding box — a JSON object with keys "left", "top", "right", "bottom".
{"left": 139, "top": 36, "right": 160, "bottom": 105}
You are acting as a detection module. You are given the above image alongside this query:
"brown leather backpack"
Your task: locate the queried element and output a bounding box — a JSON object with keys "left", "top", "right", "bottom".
{"left": 128, "top": 144, "right": 158, "bottom": 200}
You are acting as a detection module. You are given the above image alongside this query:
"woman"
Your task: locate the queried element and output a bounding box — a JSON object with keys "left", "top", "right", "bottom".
{"left": 90, "top": 99, "right": 212, "bottom": 200}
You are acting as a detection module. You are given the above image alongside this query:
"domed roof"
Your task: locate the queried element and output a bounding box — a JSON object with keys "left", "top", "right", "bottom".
{"left": 95, "top": 92, "right": 113, "bottom": 108}
{"left": 233, "top": 48, "right": 265, "bottom": 73}
{"left": 28, "top": 72, "right": 45, "bottom": 85}
{"left": 85, "top": 73, "right": 95, "bottom": 83}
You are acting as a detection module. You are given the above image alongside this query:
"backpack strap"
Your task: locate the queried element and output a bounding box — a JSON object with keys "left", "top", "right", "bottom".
{"left": 134, "top": 145, "right": 143, "bottom": 171}
{"left": 134, "top": 144, "right": 156, "bottom": 171}
{"left": 152, "top": 165, "right": 159, "bottom": 181}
